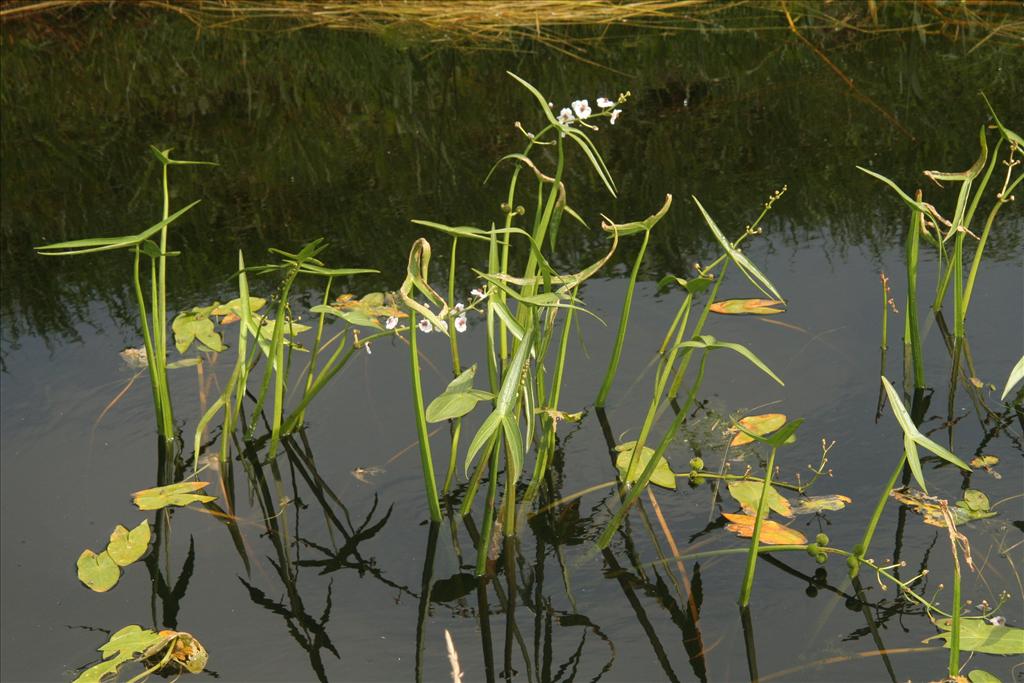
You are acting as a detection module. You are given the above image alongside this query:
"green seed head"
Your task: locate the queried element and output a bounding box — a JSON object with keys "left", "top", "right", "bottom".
{"left": 815, "top": 553, "right": 828, "bottom": 565}
{"left": 689, "top": 457, "right": 705, "bottom": 472}
{"left": 815, "top": 533, "right": 829, "bottom": 547}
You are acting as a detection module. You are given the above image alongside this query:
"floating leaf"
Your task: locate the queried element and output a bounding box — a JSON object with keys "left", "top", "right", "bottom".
{"left": 968, "top": 670, "right": 1002, "bottom": 683}
{"left": 119, "top": 347, "right": 148, "bottom": 369}
{"left": 426, "top": 365, "right": 494, "bottom": 422}
{"left": 971, "top": 455, "right": 999, "bottom": 469}
{"left": 926, "top": 619, "right": 1024, "bottom": 655}
{"left": 722, "top": 513, "right": 807, "bottom": 545}
{"left": 76, "top": 549, "right": 120, "bottom": 592}
{"left": 730, "top": 414, "right": 787, "bottom": 446}
{"left": 957, "top": 489, "right": 992, "bottom": 514}
{"left": 211, "top": 297, "right": 266, "bottom": 317}
{"left": 970, "top": 455, "right": 1001, "bottom": 479}
{"left": 172, "top": 307, "right": 227, "bottom": 354}
{"left": 727, "top": 481, "right": 793, "bottom": 517}
{"left": 891, "top": 488, "right": 995, "bottom": 527}
{"left": 73, "top": 625, "right": 164, "bottom": 683}
{"left": 106, "top": 520, "right": 151, "bottom": 567}
{"left": 615, "top": 441, "right": 676, "bottom": 490}
{"left": 132, "top": 481, "right": 216, "bottom": 510}
{"left": 791, "top": 494, "right": 852, "bottom": 514}
{"left": 143, "top": 630, "right": 209, "bottom": 674}
{"left": 710, "top": 299, "right": 785, "bottom": 315}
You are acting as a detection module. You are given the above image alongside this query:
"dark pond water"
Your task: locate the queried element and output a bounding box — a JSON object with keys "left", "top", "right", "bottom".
{"left": 1, "top": 9, "right": 1022, "bottom": 682}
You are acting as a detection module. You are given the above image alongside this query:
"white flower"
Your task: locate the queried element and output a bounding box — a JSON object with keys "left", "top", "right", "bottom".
{"left": 597, "top": 97, "right": 615, "bottom": 109}
{"left": 417, "top": 318, "right": 432, "bottom": 333}
{"left": 609, "top": 109, "right": 622, "bottom": 125}
{"left": 454, "top": 314, "right": 468, "bottom": 333}
{"left": 572, "top": 99, "right": 592, "bottom": 119}
{"left": 454, "top": 302, "right": 465, "bottom": 313}
{"left": 470, "top": 288, "right": 486, "bottom": 300}
{"left": 989, "top": 616, "right": 1007, "bottom": 627}
{"left": 364, "top": 341, "right": 372, "bottom": 355}
{"left": 557, "top": 107, "right": 574, "bottom": 125}
{"left": 385, "top": 316, "right": 399, "bottom": 330}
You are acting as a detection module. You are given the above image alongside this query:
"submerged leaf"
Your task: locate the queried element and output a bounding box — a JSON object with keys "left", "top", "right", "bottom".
{"left": 106, "top": 520, "right": 151, "bottom": 567}
{"left": 730, "top": 414, "right": 787, "bottom": 446}
{"left": 709, "top": 299, "right": 785, "bottom": 315}
{"left": 615, "top": 441, "right": 676, "bottom": 490}
{"left": 926, "top": 619, "right": 1024, "bottom": 655}
{"left": 722, "top": 513, "right": 807, "bottom": 545}
{"left": 132, "top": 481, "right": 216, "bottom": 510}
{"left": 76, "top": 549, "right": 120, "bottom": 592}
{"left": 791, "top": 494, "right": 852, "bottom": 514}
{"left": 727, "top": 481, "right": 793, "bottom": 517}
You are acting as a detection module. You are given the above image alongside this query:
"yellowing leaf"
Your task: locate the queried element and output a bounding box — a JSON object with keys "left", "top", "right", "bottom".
{"left": 891, "top": 488, "right": 995, "bottom": 528}
{"left": 76, "top": 549, "right": 121, "bottom": 592}
{"left": 970, "top": 455, "right": 999, "bottom": 469}
{"left": 722, "top": 513, "right": 807, "bottom": 545}
{"left": 709, "top": 299, "right": 785, "bottom": 315}
{"left": 614, "top": 441, "right": 676, "bottom": 490}
{"left": 107, "top": 520, "right": 151, "bottom": 567}
{"left": 730, "top": 413, "right": 787, "bottom": 446}
{"left": 727, "top": 481, "right": 793, "bottom": 517}
{"left": 132, "top": 481, "right": 216, "bottom": 510}
{"left": 791, "top": 494, "right": 852, "bottom": 514}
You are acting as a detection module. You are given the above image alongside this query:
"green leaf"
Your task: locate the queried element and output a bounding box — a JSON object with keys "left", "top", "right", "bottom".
{"left": 172, "top": 308, "right": 227, "bottom": 354}
{"left": 502, "top": 415, "right": 525, "bottom": 484}
{"left": 694, "top": 196, "right": 783, "bottom": 302}
{"left": 926, "top": 619, "right": 1024, "bottom": 655}
{"left": 106, "top": 520, "right": 151, "bottom": 567}
{"left": 73, "top": 625, "right": 164, "bottom": 683}
{"left": 211, "top": 296, "right": 266, "bottom": 316}
{"left": 727, "top": 481, "right": 793, "bottom": 517}
{"left": 881, "top": 376, "right": 971, "bottom": 493}
{"left": 426, "top": 365, "right": 494, "bottom": 422}
{"left": 464, "top": 411, "right": 502, "bottom": 477}
{"left": 791, "top": 494, "right": 852, "bottom": 514}
{"left": 36, "top": 200, "right": 200, "bottom": 256}
{"left": 968, "top": 670, "right": 1002, "bottom": 683}
{"left": 100, "top": 625, "right": 162, "bottom": 660}
{"left": 1000, "top": 355, "right": 1024, "bottom": 401}
{"left": 132, "top": 481, "right": 216, "bottom": 510}
{"left": 615, "top": 441, "right": 676, "bottom": 490}
{"left": 76, "top": 549, "right": 120, "bottom": 592}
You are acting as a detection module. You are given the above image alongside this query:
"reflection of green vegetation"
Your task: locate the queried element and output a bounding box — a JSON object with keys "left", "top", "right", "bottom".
{"left": 1, "top": 5, "right": 1021, "bottom": 354}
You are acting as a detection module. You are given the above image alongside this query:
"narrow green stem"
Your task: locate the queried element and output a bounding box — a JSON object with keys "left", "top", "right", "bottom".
{"left": 596, "top": 229, "right": 650, "bottom": 407}
{"left": 739, "top": 446, "right": 779, "bottom": 606}
{"left": 854, "top": 450, "right": 908, "bottom": 576}
{"left": 906, "top": 197, "right": 925, "bottom": 388}
{"left": 410, "top": 311, "right": 443, "bottom": 522}
{"left": 667, "top": 261, "right": 728, "bottom": 399}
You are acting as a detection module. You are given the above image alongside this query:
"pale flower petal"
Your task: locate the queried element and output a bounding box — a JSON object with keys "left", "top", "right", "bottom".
{"left": 418, "top": 318, "right": 432, "bottom": 333}
{"left": 597, "top": 97, "right": 614, "bottom": 109}
{"left": 572, "top": 99, "right": 592, "bottom": 119}
{"left": 610, "top": 109, "right": 622, "bottom": 125}
{"left": 455, "top": 314, "right": 468, "bottom": 333}
{"left": 385, "top": 316, "right": 399, "bottom": 330}
{"left": 557, "top": 107, "right": 574, "bottom": 125}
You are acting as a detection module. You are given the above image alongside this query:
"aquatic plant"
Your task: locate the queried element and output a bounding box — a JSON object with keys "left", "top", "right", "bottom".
{"left": 35, "top": 147, "right": 214, "bottom": 440}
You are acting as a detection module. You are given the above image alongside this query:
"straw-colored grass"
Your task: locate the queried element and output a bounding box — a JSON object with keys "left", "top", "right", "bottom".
{"left": 3, "top": 0, "right": 1022, "bottom": 50}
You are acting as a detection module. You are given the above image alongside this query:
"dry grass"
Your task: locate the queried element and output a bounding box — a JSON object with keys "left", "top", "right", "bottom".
{"left": 2, "top": 0, "right": 1023, "bottom": 50}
